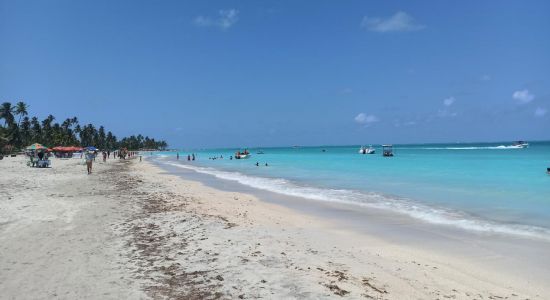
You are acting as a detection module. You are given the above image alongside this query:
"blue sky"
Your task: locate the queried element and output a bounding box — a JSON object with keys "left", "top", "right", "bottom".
{"left": 1, "top": 0, "right": 549, "bottom": 148}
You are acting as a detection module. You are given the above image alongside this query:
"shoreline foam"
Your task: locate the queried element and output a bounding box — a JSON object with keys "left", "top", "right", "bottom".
{"left": 158, "top": 159, "right": 550, "bottom": 241}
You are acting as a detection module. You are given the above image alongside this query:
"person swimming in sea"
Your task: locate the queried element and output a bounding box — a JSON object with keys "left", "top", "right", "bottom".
{"left": 265, "top": 163, "right": 268, "bottom": 166}
{"left": 255, "top": 162, "right": 259, "bottom": 166}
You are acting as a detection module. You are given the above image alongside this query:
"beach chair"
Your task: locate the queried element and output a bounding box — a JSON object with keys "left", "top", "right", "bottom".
{"left": 36, "top": 159, "right": 51, "bottom": 168}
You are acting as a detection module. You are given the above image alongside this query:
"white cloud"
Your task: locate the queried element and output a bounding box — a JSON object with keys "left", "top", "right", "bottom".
{"left": 194, "top": 9, "right": 239, "bottom": 30}
{"left": 354, "top": 113, "right": 379, "bottom": 125}
{"left": 535, "top": 107, "right": 547, "bottom": 117}
{"left": 512, "top": 89, "right": 535, "bottom": 104}
{"left": 480, "top": 74, "right": 491, "bottom": 81}
{"left": 437, "top": 109, "right": 457, "bottom": 118}
{"left": 436, "top": 96, "right": 457, "bottom": 118}
{"left": 361, "top": 11, "right": 424, "bottom": 33}
{"left": 443, "top": 96, "right": 455, "bottom": 107}
{"left": 340, "top": 88, "right": 353, "bottom": 94}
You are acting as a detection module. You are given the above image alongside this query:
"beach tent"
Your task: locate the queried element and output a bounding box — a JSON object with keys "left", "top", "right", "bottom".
{"left": 67, "top": 146, "right": 83, "bottom": 152}
{"left": 52, "top": 146, "right": 83, "bottom": 152}
{"left": 52, "top": 146, "right": 67, "bottom": 152}
{"left": 26, "top": 143, "right": 47, "bottom": 150}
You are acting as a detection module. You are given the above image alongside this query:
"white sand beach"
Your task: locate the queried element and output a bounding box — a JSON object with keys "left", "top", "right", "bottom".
{"left": 1, "top": 155, "right": 548, "bottom": 299}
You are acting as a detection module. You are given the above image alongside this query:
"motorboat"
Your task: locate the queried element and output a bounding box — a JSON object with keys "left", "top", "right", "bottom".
{"left": 512, "top": 141, "right": 529, "bottom": 148}
{"left": 382, "top": 145, "right": 394, "bottom": 157}
{"left": 235, "top": 149, "right": 250, "bottom": 159}
{"left": 359, "top": 146, "right": 375, "bottom": 154}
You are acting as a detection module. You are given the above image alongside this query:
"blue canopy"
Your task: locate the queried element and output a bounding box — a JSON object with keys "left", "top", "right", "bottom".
{"left": 85, "top": 146, "right": 98, "bottom": 151}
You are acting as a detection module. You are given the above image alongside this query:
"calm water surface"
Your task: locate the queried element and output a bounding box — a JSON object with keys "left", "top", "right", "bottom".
{"left": 151, "top": 141, "right": 550, "bottom": 239}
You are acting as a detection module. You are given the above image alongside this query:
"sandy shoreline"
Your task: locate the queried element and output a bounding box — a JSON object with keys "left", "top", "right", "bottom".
{"left": 1, "top": 156, "right": 547, "bottom": 299}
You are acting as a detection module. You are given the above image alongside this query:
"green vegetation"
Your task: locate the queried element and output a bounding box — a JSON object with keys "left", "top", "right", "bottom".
{"left": 0, "top": 101, "right": 168, "bottom": 153}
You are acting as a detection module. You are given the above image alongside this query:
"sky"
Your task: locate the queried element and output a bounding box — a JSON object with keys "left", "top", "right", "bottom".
{"left": 1, "top": 0, "right": 549, "bottom": 148}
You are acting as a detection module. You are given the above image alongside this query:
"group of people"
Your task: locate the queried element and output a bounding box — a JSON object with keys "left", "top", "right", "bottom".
{"left": 84, "top": 149, "right": 139, "bottom": 175}
{"left": 173, "top": 151, "right": 272, "bottom": 168}
{"left": 26, "top": 150, "right": 52, "bottom": 168}
{"left": 176, "top": 153, "right": 196, "bottom": 161}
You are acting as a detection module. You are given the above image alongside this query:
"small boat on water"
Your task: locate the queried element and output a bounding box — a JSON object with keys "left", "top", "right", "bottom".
{"left": 358, "top": 146, "right": 375, "bottom": 154}
{"left": 235, "top": 149, "right": 250, "bottom": 159}
{"left": 382, "top": 145, "right": 394, "bottom": 157}
{"left": 512, "top": 141, "right": 529, "bottom": 148}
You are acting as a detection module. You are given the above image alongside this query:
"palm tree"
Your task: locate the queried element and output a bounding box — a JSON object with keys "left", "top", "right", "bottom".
{"left": 0, "top": 102, "right": 15, "bottom": 127}
{"left": 15, "top": 101, "right": 28, "bottom": 127}
{"left": 0, "top": 102, "right": 19, "bottom": 149}
{"left": 41, "top": 115, "right": 55, "bottom": 146}
{"left": 20, "top": 116, "right": 31, "bottom": 146}
{"left": 30, "top": 117, "right": 41, "bottom": 143}
{"left": 98, "top": 126, "right": 106, "bottom": 149}
{"left": 0, "top": 127, "right": 8, "bottom": 150}
{"left": 2, "top": 100, "right": 168, "bottom": 151}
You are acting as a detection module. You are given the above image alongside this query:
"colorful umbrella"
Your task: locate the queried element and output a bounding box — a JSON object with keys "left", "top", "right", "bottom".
{"left": 26, "top": 143, "right": 47, "bottom": 150}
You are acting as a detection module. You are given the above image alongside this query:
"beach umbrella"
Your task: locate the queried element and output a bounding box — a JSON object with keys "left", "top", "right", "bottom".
{"left": 67, "top": 146, "right": 83, "bottom": 152}
{"left": 85, "top": 146, "right": 98, "bottom": 151}
{"left": 52, "top": 146, "right": 83, "bottom": 152}
{"left": 26, "top": 143, "right": 46, "bottom": 150}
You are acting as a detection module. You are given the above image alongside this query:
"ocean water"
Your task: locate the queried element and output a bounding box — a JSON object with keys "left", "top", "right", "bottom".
{"left": 151, "top": 141, "right": 550, "bottom": 240}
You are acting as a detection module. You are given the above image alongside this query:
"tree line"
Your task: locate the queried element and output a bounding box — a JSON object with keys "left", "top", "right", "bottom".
{"left": 0, "top": 101, "right": 168, "bottom": 153}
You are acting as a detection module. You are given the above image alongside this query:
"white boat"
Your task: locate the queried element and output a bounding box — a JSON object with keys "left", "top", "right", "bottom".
{"left": 512, "top": 141, "right": 529, "bottom": 148}
{"left": 235, "top": 149, "right": 251, "bottom": 159}
{"left": 359, "top": 146, "right": 375, "bottom": 154}
{"left": 382, "top": 144, "right": 394, "bottom": 157}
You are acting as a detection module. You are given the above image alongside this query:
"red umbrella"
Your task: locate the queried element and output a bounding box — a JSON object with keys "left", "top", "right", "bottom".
{"left": 52, "top": 146, "right": 83, "bottom": 152}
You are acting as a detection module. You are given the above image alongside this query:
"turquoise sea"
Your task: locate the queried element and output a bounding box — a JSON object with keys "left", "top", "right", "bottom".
{"left": 152, "top": 141, "right": 550, "bottom": 240}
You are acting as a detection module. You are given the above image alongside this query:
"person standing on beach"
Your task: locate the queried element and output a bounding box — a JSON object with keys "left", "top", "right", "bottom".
{"left": 102, "top": 151, "right": 107, "bottom": 162}
{"left": 85, "top": 150, "right": 96, "bottom": 175}
{"left": 177, "top": 153, "right": 179, "bottom": 160}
